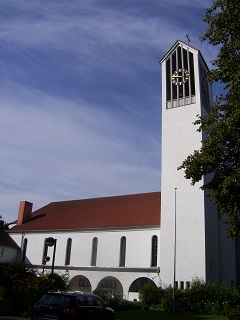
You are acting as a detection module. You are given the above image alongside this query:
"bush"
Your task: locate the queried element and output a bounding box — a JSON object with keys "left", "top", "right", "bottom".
{"left": 0, "top": 261, "right": 69, "bottom": 316}
{"left": 228, "top": 305, "right": 240, "bottom": 320}
{"left": 139, "top": 283, "right": 162, "bottom": 307}
{"left": 93, "top": 288, "right": 141, "bottom": 311}
{"left": 138, "top": 278, "right": 240, "bottom": 317}
{"left": 93, "top": 288, "right": 122, "bottom": 310}
{"left": 159, "top": 285, "right": 173, "bottom": 312}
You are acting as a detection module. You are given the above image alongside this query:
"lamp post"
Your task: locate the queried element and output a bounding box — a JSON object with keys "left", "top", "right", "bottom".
{"left": 45, "top": 237, "right": 57, "bottom": 275}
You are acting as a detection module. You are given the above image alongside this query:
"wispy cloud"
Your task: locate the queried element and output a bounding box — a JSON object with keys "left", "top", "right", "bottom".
{"left": 0, "top": 0, "right": 215, "bottom": 222}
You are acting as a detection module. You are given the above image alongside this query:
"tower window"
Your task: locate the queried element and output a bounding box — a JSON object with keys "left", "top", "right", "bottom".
{"left": 166, "top": 45, "right": 195, "bottom": 108}
{"left": 189, "top": 52, "right": 195, "bottom": 96}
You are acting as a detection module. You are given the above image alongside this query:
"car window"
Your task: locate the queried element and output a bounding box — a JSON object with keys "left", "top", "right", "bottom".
{"left": 85, "top": 296, "right": 98, "bottom": 306}
{"left": 40, "top": 294, "right": 72, "bottom": 307}
{"left": 76, "top": 296, "right": 87, "bottom": 306}
{"left": 94, "top": 296, "right": 105, "bottom": 307}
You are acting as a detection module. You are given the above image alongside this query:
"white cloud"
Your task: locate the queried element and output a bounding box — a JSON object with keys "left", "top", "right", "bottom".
{"left": 0, "top": 0, "right": 215, "bottom": 222}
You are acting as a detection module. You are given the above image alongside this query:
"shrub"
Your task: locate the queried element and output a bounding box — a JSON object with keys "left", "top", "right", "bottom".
{"left": 93, "top": 288, "right": 122, "bottom": 310}
{"left": 159, "top": 285, "right": 173, "bottom": 312}
{"left": 139, "top": 283, "right": 162, "bottom": 307}
{"left": 138, "top": 278, "right": 240, "bottom": 317}
{"left": 0, "top": 261, "right": 69, "bottom": 316}
{"left": 228, "top": 305, "right": 240, "bottom": 320}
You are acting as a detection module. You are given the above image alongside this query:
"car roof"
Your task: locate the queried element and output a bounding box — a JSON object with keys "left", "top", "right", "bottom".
{"left": 47, "top": 291, "right": 95, "bottom": 297}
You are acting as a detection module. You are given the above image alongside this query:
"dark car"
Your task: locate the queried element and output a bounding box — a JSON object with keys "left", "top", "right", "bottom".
{"left": 31, "top": 291, "right": 115, "bottom": 320}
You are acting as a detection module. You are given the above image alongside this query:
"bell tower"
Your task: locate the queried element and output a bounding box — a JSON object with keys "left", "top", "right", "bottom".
{"left": 164, "top": 40, "right": 211, "bottom": 110}
{"left": 159, "top": 40, "right": 223, "bottom": 288}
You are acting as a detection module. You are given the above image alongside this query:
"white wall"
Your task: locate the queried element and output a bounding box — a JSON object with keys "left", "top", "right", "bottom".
{"left": 0, "top": 246, "right": 18, "bottom": 262}
{"left": 9, "top": 226, "right": 160, "bottom": 299}
{"left": 9, "top": 227, "right": 159, "bottom": 268}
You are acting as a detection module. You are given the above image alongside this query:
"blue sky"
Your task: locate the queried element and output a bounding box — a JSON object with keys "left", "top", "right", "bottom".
{"left": 0, "top": 0, "right": 218, "bottom": 223}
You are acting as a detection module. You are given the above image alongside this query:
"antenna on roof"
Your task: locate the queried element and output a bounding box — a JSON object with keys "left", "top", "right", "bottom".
{"left": 186, "top": 34, "right": 191, "bottom": 45}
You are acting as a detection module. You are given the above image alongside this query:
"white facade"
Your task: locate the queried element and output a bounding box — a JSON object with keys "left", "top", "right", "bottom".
{"left": 9, "top": 226, "right": 160, "bottom": 301}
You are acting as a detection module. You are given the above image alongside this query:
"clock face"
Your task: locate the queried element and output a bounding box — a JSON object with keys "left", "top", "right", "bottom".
{"left": 172, "top": 68, "right": 189, "bottom": 85}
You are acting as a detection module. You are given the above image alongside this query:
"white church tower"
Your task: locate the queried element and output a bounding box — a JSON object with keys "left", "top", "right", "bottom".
{"left": 159, "top": 40, "right": 237, "bottom": 288}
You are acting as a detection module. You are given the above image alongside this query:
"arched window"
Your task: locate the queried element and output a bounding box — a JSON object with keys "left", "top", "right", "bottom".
{"left": 42, "top": 239, "right": 48, "bottom": 264}
{"left": 151, "top": 235, "right": 158, "bottom": 267}
{"left": 119, "top": 236, "right": 126, "bottom": 267}
{"left": 91, "top": 237, "right": 98, "bottom": 266}
{"left": 129, "top": 277, "right": 156, "bottom": 292}
{"left": 22, "top": 238, "right": 28, "bottom": 263}
{"left": 65, "top": 238, "right": 72, "bottom": 265}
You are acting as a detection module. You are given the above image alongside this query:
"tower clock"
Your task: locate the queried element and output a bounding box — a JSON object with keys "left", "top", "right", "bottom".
{"left": 164, "top": 44, "right": 196, "bottom": 109}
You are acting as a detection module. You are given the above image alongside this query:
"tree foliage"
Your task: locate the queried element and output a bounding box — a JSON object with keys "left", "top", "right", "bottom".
{"left": 139, "top": 279, "right": 240, "bottom": 315}
{"left": 0, "top": 261, "right": 69, "bottom": 316}
{"left": 0, "top": 215, "right": 9, "bottom": 231}
{"left": 178, "top": 0, "right": 240, "bottom": 240}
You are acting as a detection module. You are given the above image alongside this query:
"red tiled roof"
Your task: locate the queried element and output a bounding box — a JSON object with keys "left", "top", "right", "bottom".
{"left": 10, "top": 192, "right": 161, "bottom": 232}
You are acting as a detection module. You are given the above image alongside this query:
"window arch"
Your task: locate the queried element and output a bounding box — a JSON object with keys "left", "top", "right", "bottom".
{"left": 91, "top": 237, "right": 98, "bottom": 266}
{"left": 119, "top": 236, "right": 126, "bottom": 267}
{"left": 65, "top": 238, "right": 72, "bottom": 265}
{"left": 151, "top": 235, "right": 158, "bottom": 267}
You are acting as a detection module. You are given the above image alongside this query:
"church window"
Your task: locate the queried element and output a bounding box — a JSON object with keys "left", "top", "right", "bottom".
{"left": 119, "top": 236, "right": 126, "bottom": 267}
{"left": 22, "top": 238, "right": 28, "bottom": 263}
{"left": 65, "top": 238, "right": 72, "bottom": 265}
{"left": 189, "top": 52, "right": 195, "bottom": 96}
{"left": 91, "top": 237, "right": 98, "bottom": 266}
{"left": 100, "top": 279, "right": 116, "bottom": 289}
{"left": 79, "top": 277, "right": 91, "bottom": 288}
{"left": 42, "top": 239, "right": 48, "bottom": 264}
{"left": 199, "top": 60, "right": 210, "bottom": 111}
{"left": 151, "top": 235, "right": 158, "bottom": 267}
{"left": 129, "top": 277, "right": 155, "bottom": 292}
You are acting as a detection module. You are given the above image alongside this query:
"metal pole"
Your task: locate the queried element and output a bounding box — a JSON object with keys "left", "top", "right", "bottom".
{"left": 173, "top": 188, "right": 177, "bottom": 312}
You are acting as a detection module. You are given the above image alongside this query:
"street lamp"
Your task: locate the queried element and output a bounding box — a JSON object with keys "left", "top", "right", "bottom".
{"left": 45, "top": 237, "right": 57, "bottom": 275}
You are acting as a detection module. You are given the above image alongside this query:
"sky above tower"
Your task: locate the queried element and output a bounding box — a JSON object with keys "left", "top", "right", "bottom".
{"left": 0, "top": 0, "right": 219, "bottom": 223}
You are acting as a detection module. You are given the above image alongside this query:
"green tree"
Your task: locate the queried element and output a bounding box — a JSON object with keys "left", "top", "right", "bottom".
{"left": 0, "top": 215, "right": 9, "bottom": 231}
{"left": 178, "top": 0, "right": 240, "bottom": 240}
{"left": 0, "top": 261, "right": 69, "bottom": 315}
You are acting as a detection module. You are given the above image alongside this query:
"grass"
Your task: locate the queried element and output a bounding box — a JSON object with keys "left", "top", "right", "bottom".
{"left": 116, "top": 309, "right": 228, "bottom": 320}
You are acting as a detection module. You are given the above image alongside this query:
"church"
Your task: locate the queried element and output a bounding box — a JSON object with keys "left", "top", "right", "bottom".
{"left": 7, "top": 40, "right": 238, "bottom": 300}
